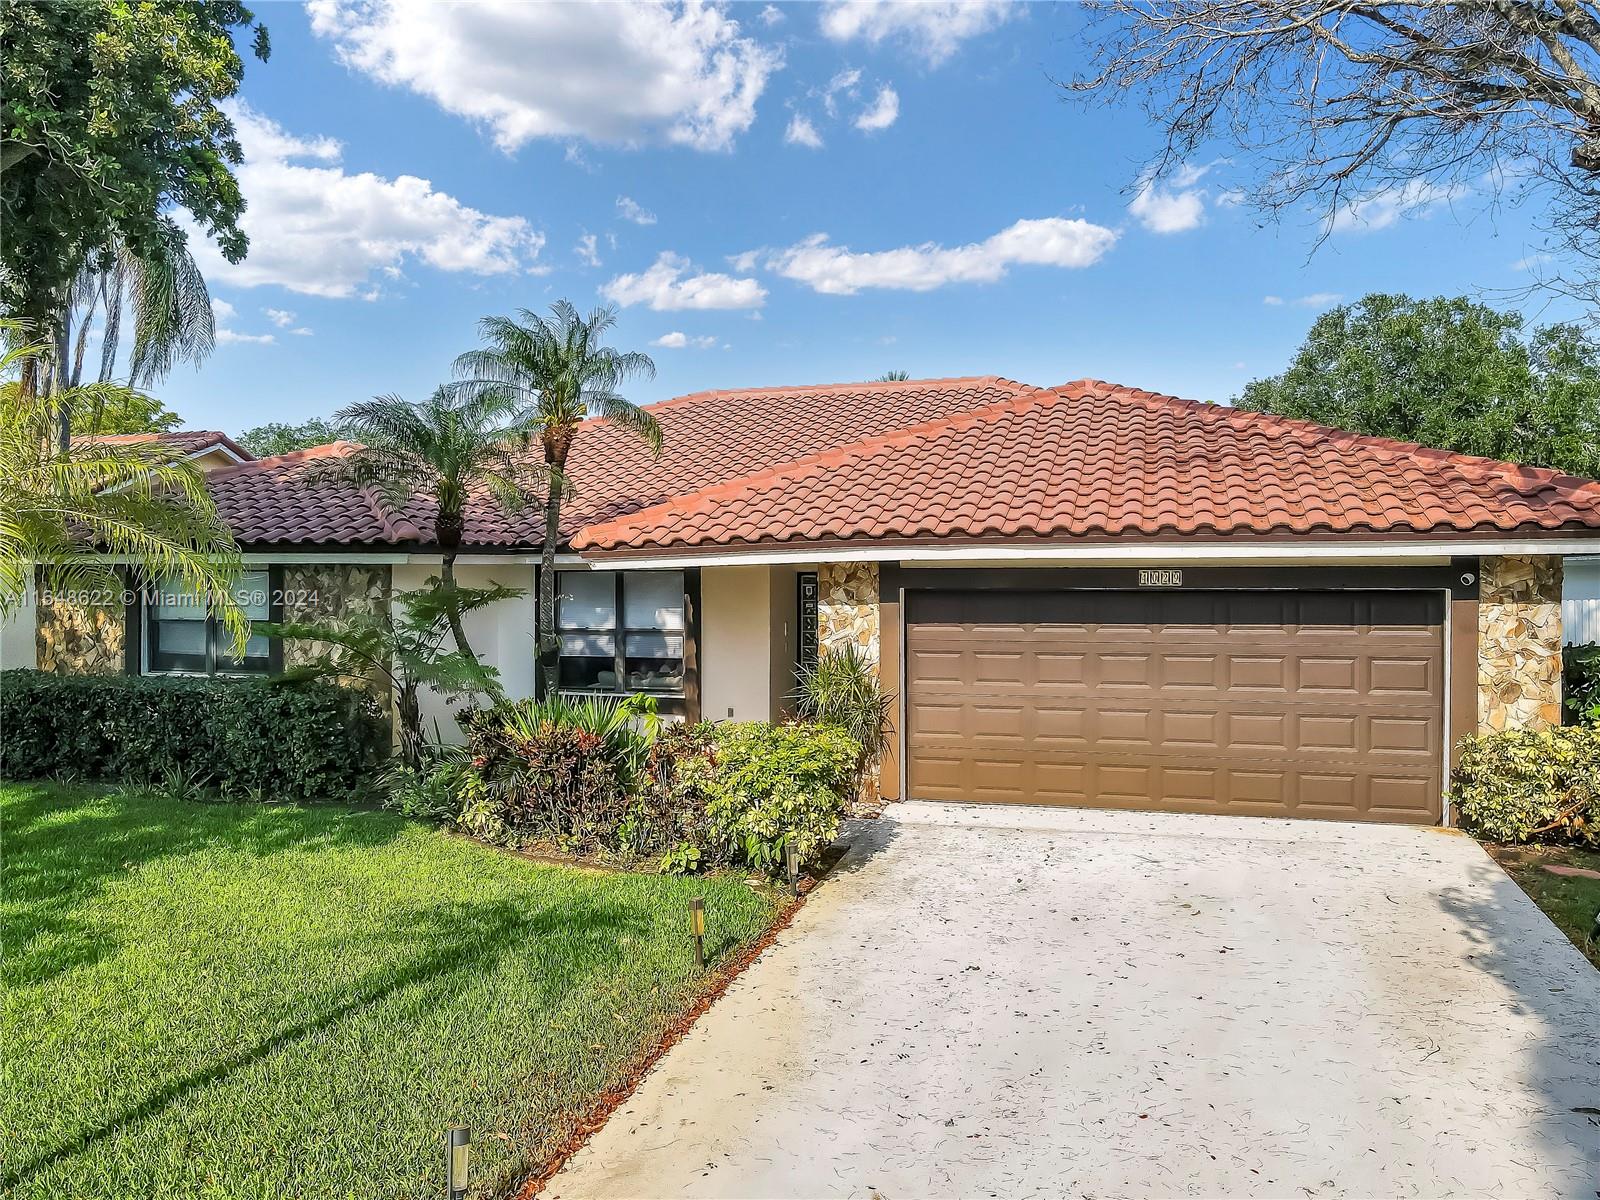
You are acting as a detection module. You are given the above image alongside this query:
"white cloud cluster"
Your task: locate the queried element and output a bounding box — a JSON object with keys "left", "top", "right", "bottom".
{"left": 651, "top": 331, "right": 719, "bottom": 348}
{"left": 1262, "top": 292, "right": 1342, "bottom": 308}
{"left": 854, "top": 85, "right": 899, "bottom": 132}
{"left": 186, "top": 102, "right": 544, "bottom": 298}
{"left": 766, "top": 217, "right": 1117, "bottom": 295}
{"left": 1128, "top": 164, "right": 1211, "bottom": 234}
{"left": 308, "top": 0, "right": 782, "bottom": 152}
{"left": 785, "top": 113, "right": 824, "bottom": 148}
{"left": 1329, "top": 179, "right": 1465, "bottom": 233}
{"left": 819, "top": 0, "right": 1014, "bottom": 64}
{"left": 211, "top": 298, "right": 275, "bottom": 345}
{"left": 602, "top": 252, "right": 767, "bottom": 310}
{"left": 616, "top": 196, "right": 658, "bottom": 226}
{"left": 575, "top": 233, "right": 602, "bottom": 267}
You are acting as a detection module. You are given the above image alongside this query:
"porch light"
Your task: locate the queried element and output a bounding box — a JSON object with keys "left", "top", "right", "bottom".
{"left": 446, "top": 1125, "right": 470, "bottom": 1200}
{"left": 689, "top": 897, "right": 706, "bottom": 969}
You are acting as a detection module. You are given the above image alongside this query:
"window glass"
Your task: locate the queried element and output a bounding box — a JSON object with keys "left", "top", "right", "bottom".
{"left": 147, "top": 570, "right": 272, "bottom": 676}
{"left": 623, "top": 571, "right": 684, "bottom": 631}
{"left": 558, "top": 572, "right": 617, "bottom": 630}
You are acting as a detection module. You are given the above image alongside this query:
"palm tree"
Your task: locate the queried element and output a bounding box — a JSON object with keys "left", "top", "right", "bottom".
{"left": 0, "top": 322, "right": 245, "bottom": 644}
{"left": 333, "top": 385, "right": 545, "bottom": 667}
{"left": 876, "top": 370, "right": 910, "bottom": 382}
{"left": 453, "top": 300, "right": 658, "bottom": 698}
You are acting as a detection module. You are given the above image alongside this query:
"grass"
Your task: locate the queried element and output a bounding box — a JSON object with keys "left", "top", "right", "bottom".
{"left": 1, "top": 782, "right": 787, "bottom": 1199}
{"left": 1484, "top": 841, "right": 1600, "bottom": 969}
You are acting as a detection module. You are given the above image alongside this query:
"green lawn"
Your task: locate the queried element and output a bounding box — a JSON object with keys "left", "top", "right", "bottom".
{"left": 1485, "top": 842, "right": 1600, "bottom": 969}
{"left": 1, "top": 782, "right": 786, "bottom": 1199}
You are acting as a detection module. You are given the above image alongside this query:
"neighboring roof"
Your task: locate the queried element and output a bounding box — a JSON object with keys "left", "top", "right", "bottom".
{"left": 572, "top": 380, "right": 1600, "bottom": 552}
{"left": 210, "top": 376, "right": 1031, "bottom": 547}
{"left": 90, "top": 430, "right": 255, "bottom": 461}
{"left": 206, "top": 442, "right": 423, "bottom": 545}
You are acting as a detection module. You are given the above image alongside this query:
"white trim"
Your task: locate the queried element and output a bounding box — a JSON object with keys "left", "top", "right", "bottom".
{"left": 187, "top": 443, "right": 248, "bottom": 465}
{"left": 588, "top": 538, "right": 1600, "bottom": 570}
{"left": 1440, "top": 588, "right": 1453, "bottom": 826}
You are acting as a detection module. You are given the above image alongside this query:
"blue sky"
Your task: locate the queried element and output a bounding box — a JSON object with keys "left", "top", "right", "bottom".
{"left": 158, "top": 0, "right": 1568, "bottom": 433}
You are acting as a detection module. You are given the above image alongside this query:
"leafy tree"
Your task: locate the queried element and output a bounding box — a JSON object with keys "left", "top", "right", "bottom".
{"left": 332, "top": 386, "right": 545, "bottom": 668}
{"left": 453, "top": 301, "right": 658, "bottom": 698}
{"left": 69, "top": 388, "right": 182, "bottom": 438}
{"left": 1236, "top": 295, "right": 1600, "bottom": 478}
{"left": 1066, "top": 2, "right": 1600, "bottom": 306}
{"left": 267, "top": 579, "right": 522, "bottom": 767}
{"left": 238, "top": 418, "right": 340, "bottom": 458}
{"left": 1, "top": 1, "right": 268, "bottom": 357}
{"left": 0, "top": 323, "right": 244, "bottom": 642}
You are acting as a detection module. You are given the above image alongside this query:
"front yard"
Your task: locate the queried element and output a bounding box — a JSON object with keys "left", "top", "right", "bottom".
{"left": 1, "top": 782, "right": 787, "bottom": 1199}
{"left": 1484, "top": 842, "right": 1600, "bottom": 969}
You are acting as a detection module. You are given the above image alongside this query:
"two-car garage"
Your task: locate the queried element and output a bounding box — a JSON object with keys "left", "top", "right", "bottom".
{"left": 902, "top": 586, "right": 1448, "bottom": 825}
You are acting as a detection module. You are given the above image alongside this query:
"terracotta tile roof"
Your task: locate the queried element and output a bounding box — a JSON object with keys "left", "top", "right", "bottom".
{"left": 207, "top": 442, "right": 423, "bottom": 545}
{"left": 89, "top": 430, "right": 254, "bottom": 460}
{"left": 572, "top": 380, "right": 1600, "bottom": 552}
{"left": 210, "top": 376, "right": 1031, "bottom": 547}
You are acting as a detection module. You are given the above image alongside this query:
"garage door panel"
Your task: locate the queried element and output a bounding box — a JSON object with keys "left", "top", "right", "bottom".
{"left": 906, "top": 589, "right": 1443, "bottom": 823}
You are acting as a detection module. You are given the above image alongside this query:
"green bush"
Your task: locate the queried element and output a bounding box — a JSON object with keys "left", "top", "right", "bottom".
{"left": 0, "top": 669, "right": 386, "bottom": 801}
{"left": 793, "top": 646, "right": 892, "bottom": 799}
{"left": 1565, "top": 642, "right": 1600, "bottom": 725}
{"left": 1448, "top": 725, "right": 1599, "bottom": 845}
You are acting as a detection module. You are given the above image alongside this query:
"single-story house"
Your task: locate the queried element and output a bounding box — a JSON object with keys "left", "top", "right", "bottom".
{"left": 10, "top": 376, "right": 1600, "bottom": 826}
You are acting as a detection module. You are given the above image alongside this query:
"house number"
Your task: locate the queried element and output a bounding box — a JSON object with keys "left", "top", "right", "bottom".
{"left": 1138, "top": 569, "right": 1183, "bottom": 587}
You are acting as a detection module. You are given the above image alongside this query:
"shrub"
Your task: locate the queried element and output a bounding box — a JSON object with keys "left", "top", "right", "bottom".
{"left": 378, "top": 746, "right": 472, "bottom": 821}
{"left": 1565, "top": 642, "right": 1600, "bottom": 725}
{"left": 793, "top": 646, "right": 892, "bottom": 799}
{"left": 1448, "top": 725, "right": 1599, "bottom": 846}
{"left": 0, "top": 669, "right": 386, "bottom": 801}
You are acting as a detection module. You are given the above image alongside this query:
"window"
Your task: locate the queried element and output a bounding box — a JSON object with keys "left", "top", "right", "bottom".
{"left": 556, "top": 570, "right": 684, "bottom": 693}
{"left": 145, "top": 569, "right": 273, "bottom": 676}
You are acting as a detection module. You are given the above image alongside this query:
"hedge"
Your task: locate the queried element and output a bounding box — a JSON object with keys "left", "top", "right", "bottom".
{"left": 0, "top": 669, "right": 387, "bottom": 801}
{"left": 1447, "top": 724, "right": 1599, "bottom": 845}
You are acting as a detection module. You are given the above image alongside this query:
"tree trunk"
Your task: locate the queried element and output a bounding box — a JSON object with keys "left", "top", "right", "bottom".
{"left": 536, "top": 435, "right": 569, "bottom": 699}
{"left": 436, "top": 508, "right": 479, "bottom": 667}
{"left": 54, "top": 305, "right": 72, "bottom": 454}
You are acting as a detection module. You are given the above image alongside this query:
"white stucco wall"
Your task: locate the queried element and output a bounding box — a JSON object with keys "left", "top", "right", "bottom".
{"left": 392, "top": 561, "right": 537, "bottom": 741}
{"left": 1564, "top": 556, "right": 1599, "bottom": 645}
{"left": 701, "top": 564, "right": 780, "bottom": 721}
{"left": 0, "top": 582, "right": 37, "bottom": 671}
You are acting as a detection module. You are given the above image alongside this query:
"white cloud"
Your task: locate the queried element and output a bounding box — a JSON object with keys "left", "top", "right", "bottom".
{"left": 1264, "top": 292, "right": 1342, "bottom": 308}
{"left": 854, "top": 85, "right": 898, "bottom": 132}
{"left": 1128, "top": 164, "right": 1210, "bottom": 234}
{"left": 819, "top": 0, "right": 1015, "bottom": 64}
{"left": 768, "top": 217, "right": 1117, "bottom": 295}
{"left": 616, "top": 195, "right": 657, "bottom": 226}
{"left": 185, "top": 101, "right": 544, "bottom": 298}
{"left": 308, "top": 0, "right": 782, "bottom": 153}
{"left": 1329, "top": 179, "right": 1465, "bottom": 234}
{"left": 727, "top": 249, "right": 762, "bottom": 272}
{"left": 1512, "top": 251, "right": 1553, "bottom": 272}
{"left": 263, "top": 307, "right": 296, "bottom": 327}
{"left": 821, "top": 68, "right": 861, "bottom": 118}
{"left": 785, "top": 112, "right": 824, "bottom": 148}
{"left": 575, "top": 233, "right": 602, "bottom": 267}
{"left": 759, "top": 4, "right": 784, "bottom": 25}
{"left": 651, "top": 330, "right": 718, "bottom": 349}
{"left": 211, "top": 298, "right": 276, "bottom": 345}
{"left": 603, "top": 251, "right": 767, "bottom": 310}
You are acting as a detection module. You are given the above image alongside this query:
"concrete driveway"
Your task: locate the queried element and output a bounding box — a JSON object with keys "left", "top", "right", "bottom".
{"left": 549, "top": 803, "right": 1600, "bottom": 1199}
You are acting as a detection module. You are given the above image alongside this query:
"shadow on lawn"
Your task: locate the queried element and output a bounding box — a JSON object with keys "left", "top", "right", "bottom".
{"left": 8, "top": 892, "right": 647, "bottom": 1188}
{"left": 2, "top": 782, "right": 405, "bottom": 987}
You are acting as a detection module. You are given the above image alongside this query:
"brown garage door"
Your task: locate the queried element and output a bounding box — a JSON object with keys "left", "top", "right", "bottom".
{"left": 905, "top": 590, "right": 1444, "bottom": 824}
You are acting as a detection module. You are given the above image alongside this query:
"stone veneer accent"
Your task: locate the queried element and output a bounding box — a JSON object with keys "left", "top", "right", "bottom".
{"left": 1477, "top": 555, "right": 1564, "bottom": 733}
{"left": 818, "top": 562, "right": 880, "bottom": 670}
{"left": 280, "top": 565, "right": 392, "bottom": 706}
{"left": 37, "top": 586, "right": 125, "bottom": 675}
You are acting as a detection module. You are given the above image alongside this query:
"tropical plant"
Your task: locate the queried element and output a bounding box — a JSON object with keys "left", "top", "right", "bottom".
{"left": 474, "top": 692, "right": 662, "bottom": 784}
{"left": 263, "top": 578, "right": 522, "bottom": 767}
{"left": 237, "top": 417, "right": 339, "bottom": 457}
{"left": 794, "top": 645, "right": 894, "bottom": 798}
{"left": 332, "top": 385, "right": 546, "bottom": 665}
{"left": 452, "top": 300, "right": 658, "bottom": 696}
{"left": 0, "top": 323, "right": 244, "bottom": 641}
{"left": 1449, "top": 726, "right": 1599, "bottom": 846}
{"left": 1565, "top": 642, "right": 1600, "bottom": 725}
{"left": 2, "top": 1, "right": 268, "bottom": 367}
{"left": 876, "top": 370, "right": 910, "bottom": 382}
{"left": 1234, "top": 295, "right": 1600, "bottom": 478}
